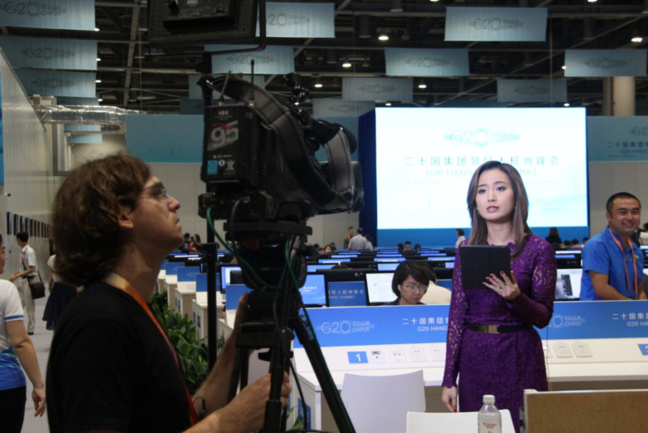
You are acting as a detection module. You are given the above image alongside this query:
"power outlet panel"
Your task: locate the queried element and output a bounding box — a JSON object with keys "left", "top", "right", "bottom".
{"left": 368, "top": 350, "right": 386, "bottom": 364}
{"left": 390, "top": 349, "right": 406, "bottom": 363}
{"left": 428, "top": 344, "right": 446, "bottom": 362}
{"left": 572, "top": 341, "right": 593, "bottom": 358}
{"left": 553, "top": 341, "right": 573, "bottom": 358}
{"left": 407, "top": 345, "right": 427, "bottom": 362}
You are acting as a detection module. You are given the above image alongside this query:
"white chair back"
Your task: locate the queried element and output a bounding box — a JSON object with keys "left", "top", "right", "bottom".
{"left": 341, "top": 370, "right": 425, "bottom": 433}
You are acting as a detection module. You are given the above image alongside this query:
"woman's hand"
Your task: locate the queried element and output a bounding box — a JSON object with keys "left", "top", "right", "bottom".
{"left": 484, "top": 271, "right": 521, "bottom": 301}
{"left": 441, "top": 386, "right": 458, "bottom": 412}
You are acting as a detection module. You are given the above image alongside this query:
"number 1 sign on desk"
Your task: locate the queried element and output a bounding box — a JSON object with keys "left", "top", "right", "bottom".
{"left": 348, "top": 351, "right": 368, "bottom": 364}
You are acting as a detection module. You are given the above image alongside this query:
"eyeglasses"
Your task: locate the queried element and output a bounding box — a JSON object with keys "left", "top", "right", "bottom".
{"left": 401, "top": 284, "right": 427, "bottom": 292}
{"left": 142, "top": 182, "right": 169, "bottom": 200}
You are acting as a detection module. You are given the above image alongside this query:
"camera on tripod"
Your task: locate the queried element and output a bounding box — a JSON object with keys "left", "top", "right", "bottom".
{"left": 198, "top": 73, "right": 363, "bottom": 224}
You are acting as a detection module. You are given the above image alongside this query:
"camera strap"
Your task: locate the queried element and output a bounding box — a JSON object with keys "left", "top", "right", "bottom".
{"left": 104, "top": 272, "right": 200, "bottom": 426}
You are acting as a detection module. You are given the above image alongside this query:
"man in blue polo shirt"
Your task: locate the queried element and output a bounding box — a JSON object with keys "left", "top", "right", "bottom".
{"left": 581, "top": 192, "right": 647, "bottom": 300}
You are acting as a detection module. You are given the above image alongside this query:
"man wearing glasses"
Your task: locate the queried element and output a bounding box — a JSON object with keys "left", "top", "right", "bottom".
{"left": 46, "top": 154, "right": 290, "bottom": 433}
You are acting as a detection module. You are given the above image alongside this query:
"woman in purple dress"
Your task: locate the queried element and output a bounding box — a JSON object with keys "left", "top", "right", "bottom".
{"left": 441, "top": 161, "right": 556, "bottom": 432}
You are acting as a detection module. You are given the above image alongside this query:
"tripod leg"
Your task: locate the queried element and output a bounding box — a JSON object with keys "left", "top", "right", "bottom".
{"left": 228, "top": 345, "right": 248, "bottom": 401}
{"left": 262, "top": 341, "right": 290, "bottom": 433}
{"left": 291, "top": 315, "right": 356, "bottom": 433}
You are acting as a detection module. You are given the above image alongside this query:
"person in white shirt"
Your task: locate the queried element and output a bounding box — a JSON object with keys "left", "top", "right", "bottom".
{"left": 454, "top": 229, "right": 466, "bottom": 249}
{"left": 420, "top": 269, "right": 452, "bottom": 304}
{"left": 9, "top": 232, "right": 37, "bottom": 335}
{"left": 347, "top": 227, "right": 373, "bottom": 250}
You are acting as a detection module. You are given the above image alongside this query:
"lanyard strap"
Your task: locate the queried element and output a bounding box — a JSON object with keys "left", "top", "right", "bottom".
{"left": 608, "top": 228, "right": 638, "bottom": 297}
{"left": 104, "top": 273, "right": 199, "bottom": 426}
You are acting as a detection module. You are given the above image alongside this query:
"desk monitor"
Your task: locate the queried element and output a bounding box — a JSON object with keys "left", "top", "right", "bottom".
{"left": 307, "top": 263, "right": 336, "bottom": 272}
{"left": 167, "top": 253, "right": 202, "bottom": 261}
{"left": 364, "top": 272, "right": 397, "bottom": 305}
{"left": 556, "top": 255, "right": 582, "bottom": 269}
{"left": 555, "top": 268, "right": 582, "bottom": 300}
{"left": 428, "top": 257, "right": 455, "bottom": 267}
{"left": 331, "top": 254, "right": 358, "bottom": 259}
{"left": 374, "top": 257, "right": 406, "bottom": 262}
{"left": 319, "top": 258, "right": 351, "bottom": 264}
{"left": 377, "top": 262, "right": 400, "bottom": 272}
{"left": 219, "top": 265, "right": 241, "bottom": 292}
{"left": 323, "top": 268, "right": 370, "bottom": 307}
{"left": 299, "top": 273, "right": 328, "bottom": 307}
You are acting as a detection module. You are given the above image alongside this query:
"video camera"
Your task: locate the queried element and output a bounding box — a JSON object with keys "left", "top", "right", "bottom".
{"left": 198, "top": 74, "right": 363, "bottom": 224}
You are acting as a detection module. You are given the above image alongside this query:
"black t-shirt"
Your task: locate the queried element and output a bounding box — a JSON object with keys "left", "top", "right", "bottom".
{"left": 47, "top": 282, "right": 190, "bottom": 433}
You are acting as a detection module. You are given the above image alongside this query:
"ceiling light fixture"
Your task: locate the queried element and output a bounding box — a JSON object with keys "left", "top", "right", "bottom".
{"left": 342, "top": 61, "right": 352, "bottom": 68}
{"left": 418, "top": 81, "right": 427, "bottom": 89}
{"left": 314, "top": 79, "right": 323, "bottom": 88}
{"left": 95, "top": 79, "right": 102, "bottom": 83}
{"left": 631, "top": 32, "right": 643, "bottom": 43}
{"left": 378, "top": 34, "right": 389, "bottom": 41}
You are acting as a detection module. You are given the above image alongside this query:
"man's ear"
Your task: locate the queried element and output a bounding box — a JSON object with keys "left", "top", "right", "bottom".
{"left": 116, "top": 204, "right": 134, "bottom": 230}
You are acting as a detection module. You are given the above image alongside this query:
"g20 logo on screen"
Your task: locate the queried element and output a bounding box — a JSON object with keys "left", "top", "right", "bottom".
{"left": 358, "top": 84, "right": 397, "bottom": 95}
{"left": 325, "top": 103, "right": 359, "bottom": 114}
{"left": 514, "top": 86, "right": 550, "bottom": 96}
{"left": 0, "top": 2, "right": 67, "bottom": 16}
{"left": 585, "top": 58, "right": 627, "bottom": 69}
{"left": 469, "top": 17, "right": 522, "bottom": 31}
{"left": 226, "top": 54, "right": 274, "bottom": 65}
{"left": 444, "top": 129, "right": 519, "bottom": 146}
{"left": 320, "top": 321, "right": 352, "bottom": 334}
{"left": 20, "top": 47, "right": 74, "bottom": 59}
{"left": 267, "top": 13, "right": 310, "bottom": 27}
{"left": 629, "top": 126, "right": 648, "bottom": 137}
{"left": 405, "top": 57, "right": 450, "bottom": 69}
{"left": 30, "top": 78, "right": 75, "bottom": 89}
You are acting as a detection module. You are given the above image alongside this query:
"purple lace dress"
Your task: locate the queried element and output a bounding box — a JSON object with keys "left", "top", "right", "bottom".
{"left": 442, "top": 234, "right": 556, "bottom": 432}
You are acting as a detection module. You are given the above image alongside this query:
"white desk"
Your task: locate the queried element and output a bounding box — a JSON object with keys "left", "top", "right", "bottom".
{"left": 165, "top": 274, "right": 178, "bottom": 310}
{"left": 191, "top": 292, "right": 224, "bottom": 341}
{"left": 293, "top": 338, "right": 648, "bottom": 433}
{"left": 175, "top": 281, "right": 196, "bottom": 318}
{"left": 157, "top": 269, "right": 166, "bottom": 293}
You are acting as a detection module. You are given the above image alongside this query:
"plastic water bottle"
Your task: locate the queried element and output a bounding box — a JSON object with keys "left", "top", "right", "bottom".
{"left": 477, "top": 394, "right": 502, "bottom": 433}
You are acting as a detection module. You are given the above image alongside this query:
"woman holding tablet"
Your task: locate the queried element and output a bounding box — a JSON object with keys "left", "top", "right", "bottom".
{"left": 441, "top": 161, "right": 556, "bottom": 432}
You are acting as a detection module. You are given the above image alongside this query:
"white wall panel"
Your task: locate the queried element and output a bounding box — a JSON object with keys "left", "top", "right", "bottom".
{"left": 0, "top": 50, "right": 57, "bottom": 276}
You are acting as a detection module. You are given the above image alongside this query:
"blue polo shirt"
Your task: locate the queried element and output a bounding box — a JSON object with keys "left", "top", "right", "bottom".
{"left": 580, "top": 228, "right": 644, "bottom": 300}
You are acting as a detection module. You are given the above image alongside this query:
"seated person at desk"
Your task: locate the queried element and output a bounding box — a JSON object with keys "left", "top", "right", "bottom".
{"left": 389, "top": 262, "right": 432, "bottom": 305}
{"left": 581, "top": 192, "right": 647, "bottom": 300}
{"left": 420, "top": 269, "right": 452, "bottom": 304}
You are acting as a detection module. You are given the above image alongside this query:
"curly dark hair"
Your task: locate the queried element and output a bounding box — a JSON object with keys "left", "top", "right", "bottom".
{"left": 52, "top": 154, "right": 150, "bottom": 286}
